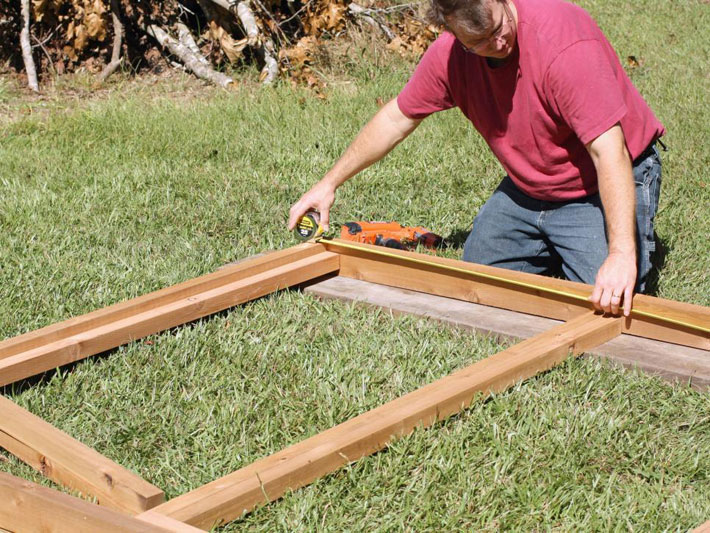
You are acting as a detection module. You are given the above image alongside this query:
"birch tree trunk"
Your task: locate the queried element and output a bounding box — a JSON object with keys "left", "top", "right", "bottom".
{"left": 20, "top": 0, "right": 39, "bottom": 92}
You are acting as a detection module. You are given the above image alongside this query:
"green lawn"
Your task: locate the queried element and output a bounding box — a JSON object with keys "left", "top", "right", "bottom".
{"left": 1, "top": 0, "right": 709, "bottom": 530}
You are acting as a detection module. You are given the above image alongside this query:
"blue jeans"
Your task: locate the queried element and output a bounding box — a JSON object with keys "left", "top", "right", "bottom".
{"left": 462, "top": 145, "right": 662, "bottom": 292}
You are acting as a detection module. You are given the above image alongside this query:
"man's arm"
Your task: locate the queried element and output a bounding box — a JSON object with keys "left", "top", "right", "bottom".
{"left": 288, "top": 98, "right": 422, "bottom": 231}
{"left": 586, "top": 123, "right": 637, "bottom": 316}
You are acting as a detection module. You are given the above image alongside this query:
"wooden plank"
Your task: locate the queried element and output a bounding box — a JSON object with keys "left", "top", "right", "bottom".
{"left": 0, "top": 243, "right": 324, "bottom": 360}
{"left": 146, "top": 311, "right": 622, "bottom": 529}
{"left": 305, "top": 275, "right": 560, "bottom": 340}
{"left": 132, "top": 511, "right": 207, "bottom": 532}
{"left": 0, "top": 250, "right": 339, "bottom": 386}
{"left": 324, "top": 239, "right": 710, "bottom": 350}
{"left": 305, "top": 277, "right": 710, "bottom": 389}
{"left": 0, "top": 471, "right": 203, "bottom": 533}
{"left": 0, "top": 395, "right": 164, "bottom": 515}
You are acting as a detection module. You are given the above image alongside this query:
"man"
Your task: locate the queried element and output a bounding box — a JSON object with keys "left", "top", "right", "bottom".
{"left": 288, "top": 0, "right": 664, "bottom": 317}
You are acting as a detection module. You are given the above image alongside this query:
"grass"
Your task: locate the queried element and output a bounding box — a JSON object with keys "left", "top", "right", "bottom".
{"left": 1, "top": 0, "right": 709, "bottom": 530}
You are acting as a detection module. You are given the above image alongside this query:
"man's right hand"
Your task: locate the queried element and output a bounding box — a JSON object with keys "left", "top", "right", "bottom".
{"left": 288, "top": 180, "right": 336, "bottom": 231}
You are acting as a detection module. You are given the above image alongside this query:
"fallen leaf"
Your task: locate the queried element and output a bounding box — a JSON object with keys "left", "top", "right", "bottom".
{"left": 626, "top": 55, "right": 641, "bottom": 68}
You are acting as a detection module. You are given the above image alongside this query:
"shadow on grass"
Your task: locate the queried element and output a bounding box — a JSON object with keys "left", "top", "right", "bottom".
{"left": 643, "top": 232, "right": 670, "bottom": 297}
{"left": 0, "top": 346, "right": 124, "bottom": 397}
{"left": 442, "top": 227, "right": 472, "bottom": 250}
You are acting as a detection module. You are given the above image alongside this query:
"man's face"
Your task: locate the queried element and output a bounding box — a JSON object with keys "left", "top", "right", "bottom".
{"left": 450, "top": 0, "right": 518, "bottom": 59}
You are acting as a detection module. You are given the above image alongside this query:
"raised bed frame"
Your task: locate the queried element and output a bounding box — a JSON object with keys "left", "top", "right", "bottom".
{"left": 1, "top": 239, "right": 708, "bottom": 532}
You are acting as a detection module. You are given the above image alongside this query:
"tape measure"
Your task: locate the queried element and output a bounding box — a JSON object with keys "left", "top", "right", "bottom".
{"left": 294, "top": 211, "right": 325, "bottom": 241}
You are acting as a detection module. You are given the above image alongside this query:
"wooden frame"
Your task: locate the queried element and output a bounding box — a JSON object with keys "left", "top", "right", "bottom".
{"left": 1, "top": 239, "right": 708, "bottom": 531}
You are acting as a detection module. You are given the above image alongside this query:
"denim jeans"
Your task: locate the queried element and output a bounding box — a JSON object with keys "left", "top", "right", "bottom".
{"left": 462, "top": 145, "right": 662, "bottom": 292}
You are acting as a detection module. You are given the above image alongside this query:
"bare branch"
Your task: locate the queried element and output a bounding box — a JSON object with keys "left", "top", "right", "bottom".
{"left": 234, "top": 0, "right": 278, "bottom": 84}
{"left": 235, "top": 1, "right": 260, "bottom": 46}
{"left": 260, "top": 36, "right": 278, "bottom": 84}
{"left": 31, "top": 33, "right": 54, "bottom": 73}
{"left": 98, "top": 0, "right": 124, "bottom": 83}
{"left": 348, "top": 2, "right": 396, "bottom": 41}
{"left": 20, "top": 0, "right": 39, "bottom": 92}
{"left": 177, "top": 22, "right": 209, "bottom": 65}
{"left": 145, "top": 24, "right": 234, "bottom": 87}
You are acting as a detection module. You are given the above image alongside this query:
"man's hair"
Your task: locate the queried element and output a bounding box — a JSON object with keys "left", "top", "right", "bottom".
{"left": 428, "top": 0, "right": 502, "bottom": 34}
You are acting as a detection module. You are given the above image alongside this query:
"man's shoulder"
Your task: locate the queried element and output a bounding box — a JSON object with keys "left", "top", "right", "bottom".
{"left": 413, "top": 31, "right": 463, "bottom": 79}
{"left": 427, "top": 32, "right": 457, "bottom": 58}
{"left": 518, "top": 0, "right": 607, "bottom": 71}
{"left": 519, "top": 0, "right": 603, "bottom": 47}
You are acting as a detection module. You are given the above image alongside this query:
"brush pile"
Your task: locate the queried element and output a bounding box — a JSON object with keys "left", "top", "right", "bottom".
{"left": 0, "top": 0, "right": 438, "bottom": 91}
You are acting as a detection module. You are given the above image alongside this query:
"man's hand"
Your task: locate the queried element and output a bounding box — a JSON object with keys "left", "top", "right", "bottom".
{"left": 589, "top": 251, "right": 636, "bottom": 316}
{"left": 288, "top": 181, "right": 336, "bottom": 231}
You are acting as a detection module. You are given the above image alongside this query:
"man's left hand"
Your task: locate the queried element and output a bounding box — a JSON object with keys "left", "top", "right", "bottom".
{"left": 589, "top": 251, "right": 637, "bottom": 316}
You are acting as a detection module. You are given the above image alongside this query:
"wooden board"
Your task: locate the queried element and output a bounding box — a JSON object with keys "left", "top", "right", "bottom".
{"left": 0, "top": 249, "right": 339, "bottom": 386}
{"left": 323, "top": 240, "right": 710, "bottom": 350}
{"left": 133, "top": 511, "right": 207, "bottom": 532}
{"left": 0, "top": 471, "right": 202, "bottom": 533}
{"left": 0, "top": 395, "right": 164, "bottom": 515}
{"left": 305, "top": 276, "right": 710, "bottom": 389}
{"left": 146, "top": 312, "right": 622, "bottom": 529}
{"left": 0, "top": 243, "right": 323, "bottom": 361}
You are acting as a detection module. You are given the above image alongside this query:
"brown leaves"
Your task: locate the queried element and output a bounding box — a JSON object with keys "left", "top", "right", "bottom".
{"left": 280, "top": 35, "right": 318, "bottom": 69}
{"left": 387, "top": 16, "right": 438, "bottom": 58}
{"left": 280, "top": 36, "right": 326, "bottom": 95}
{"left": 626, "top": 55, "right": 644, "bottom": 69}
{"left": 34, "top": 0, "right": 108, "bottom": 61}
{"left": 209, "top": 20, "right": 249, "bottom": 63}
{"left": 303, "top": 0, "right": 348, "bottom": 35}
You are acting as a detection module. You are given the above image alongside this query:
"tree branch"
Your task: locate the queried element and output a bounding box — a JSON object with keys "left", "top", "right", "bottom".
{"left": 348, "top": 2, "right": 395, "bottom": 41}
{"left": 177, "top": 22, "right": 209, "bottom": 65}
{"left": 234, "top": 0, "right": 278, "bottom": 84}
{"left": 20, "top": 0, "right": 39, "bottom": 92}
{"left": 98, "top": 0, "right": 124, "bottom": 83}
{"left": 145, "top": 24, "right": 234, "bottom": 87}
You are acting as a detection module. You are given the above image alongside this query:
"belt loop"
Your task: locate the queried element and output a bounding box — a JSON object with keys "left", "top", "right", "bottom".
{"left": 657, "top": 138, "right": 668, "bottom": 152}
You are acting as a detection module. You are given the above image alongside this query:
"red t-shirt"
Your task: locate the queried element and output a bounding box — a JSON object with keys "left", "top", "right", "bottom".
{"left": 397, "top": 0, "right": 665, "bottom": 201}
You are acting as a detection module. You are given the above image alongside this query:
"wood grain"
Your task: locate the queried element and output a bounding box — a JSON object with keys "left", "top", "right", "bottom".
{"left": 0, "top": 471, "right": 200, "bottom": 532}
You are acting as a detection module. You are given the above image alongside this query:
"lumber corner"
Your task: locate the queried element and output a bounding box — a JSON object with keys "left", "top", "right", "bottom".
{"left": 0, "top": 394, "right": 165, "bottom": 516}
{"left": 136, "top": 510, "right": 207, "bottom": 532}
{"left": 136, "top": 483, "right": 167, "bottom": 512}
{"left": 0, "top": 471, "right": 174, "bottom": 533}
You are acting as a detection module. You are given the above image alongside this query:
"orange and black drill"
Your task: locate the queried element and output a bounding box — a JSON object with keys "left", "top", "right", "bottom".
{"left": 340, "top": 221, "right": 443, "bottom": 250}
